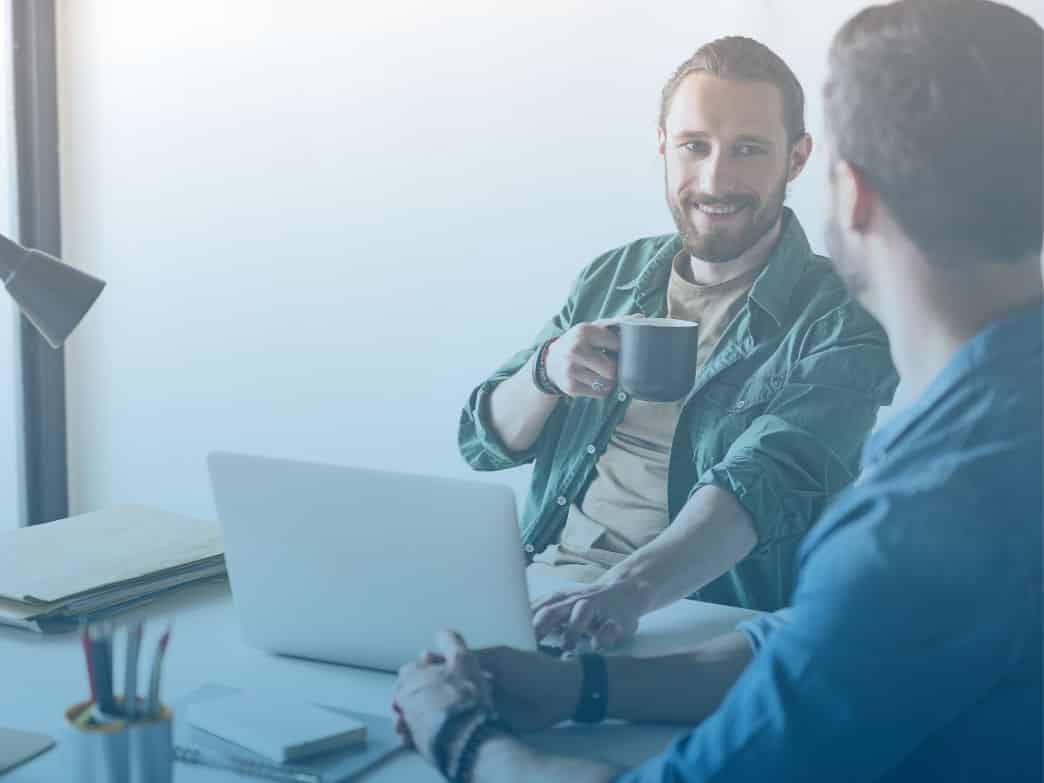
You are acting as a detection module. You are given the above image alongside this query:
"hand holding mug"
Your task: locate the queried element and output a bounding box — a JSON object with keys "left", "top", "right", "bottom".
{"left": 544, "top": 320, "right": 621, "bottom": 399}
{"left": 545, "top": 316, "right": 698, "bottom": 402}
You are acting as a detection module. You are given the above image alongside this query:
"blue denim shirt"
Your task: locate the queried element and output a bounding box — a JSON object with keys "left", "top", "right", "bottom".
{"left": 614, "top": 303, "right": 1043, "bottom": 783}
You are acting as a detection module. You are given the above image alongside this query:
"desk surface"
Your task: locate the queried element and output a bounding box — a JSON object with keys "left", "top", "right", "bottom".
{"left": 1, "top": 576, "right": 758, "bottom": 781}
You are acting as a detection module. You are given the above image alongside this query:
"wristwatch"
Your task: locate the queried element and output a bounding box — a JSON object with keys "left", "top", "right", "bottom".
{"left": 572, "top": 653, "right": 609, "bottom": 724}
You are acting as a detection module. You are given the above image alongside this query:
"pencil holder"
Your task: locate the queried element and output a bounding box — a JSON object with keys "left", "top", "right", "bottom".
{"left": 64, "top": 699, "right": 174, "bottom": 783}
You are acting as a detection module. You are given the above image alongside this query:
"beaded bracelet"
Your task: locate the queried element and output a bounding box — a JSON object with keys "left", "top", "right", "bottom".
{"left": 531, "top": 337, "right": 562, "bottom": 396}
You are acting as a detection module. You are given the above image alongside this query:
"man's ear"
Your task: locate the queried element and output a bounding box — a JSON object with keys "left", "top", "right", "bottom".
{"left": 834, "top": 158, "right": 875, "bottom": 232}
{"left": 657, "top": 126, "right": 667, "bottom": 157}
{"left": 786, "top": 133, "right": 813, "bottom": 182}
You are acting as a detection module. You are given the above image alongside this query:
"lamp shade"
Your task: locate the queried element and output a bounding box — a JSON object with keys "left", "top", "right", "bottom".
{"left": 0, "top": 233, "right": 105, "bottom": 348}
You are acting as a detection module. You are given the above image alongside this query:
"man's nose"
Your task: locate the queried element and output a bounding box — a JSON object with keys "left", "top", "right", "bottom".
{"left": 696, "top": 148, "right": 730, "bottom": 196}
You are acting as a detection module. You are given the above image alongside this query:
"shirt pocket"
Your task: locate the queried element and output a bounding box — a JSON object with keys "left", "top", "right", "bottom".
{"left": 724, "top": 372, "right": 785, "bottom": 415}
{"left": 689, "top": 373, "right": 785, "bottom": 466}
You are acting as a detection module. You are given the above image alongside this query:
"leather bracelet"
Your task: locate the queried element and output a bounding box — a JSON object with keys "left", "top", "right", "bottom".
{"left": 572, "top": 653, "right": 609, "bottom": 724}
{"left": 447, "top": 714, "right": 505, "bottom": 783}
{"left": 432, "top": 707, "right": 483, "bottom": 779}
{"left": 532, "top": 337, "right": 563, "bottom": 396}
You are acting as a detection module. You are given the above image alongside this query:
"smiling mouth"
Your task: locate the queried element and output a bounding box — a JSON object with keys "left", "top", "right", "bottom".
{"left": 693, "top": 202, "right": 746, "bottom": 217}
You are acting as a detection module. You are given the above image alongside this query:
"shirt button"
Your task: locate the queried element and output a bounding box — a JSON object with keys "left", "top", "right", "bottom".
{"left": 556, "top": 495, "right": 567, "bottom": 506}
{"left": 735, "top": 400, "right": 746, "bottom": 409}
{"left": 586, "top": 444, "right": 597, "bottom": 455}
{"left": 617, "top": 392, "right": 628, "bottom": 402}
{"left": 524, "top": 544, "right": 535, "bottom": 554}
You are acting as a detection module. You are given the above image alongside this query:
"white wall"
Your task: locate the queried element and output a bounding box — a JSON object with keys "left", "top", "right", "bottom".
{"left": 57, "top": 0, "right": 1043, "bottom": 520}
{"left": 0, "top": 0, "right": 23, "bottom": 529}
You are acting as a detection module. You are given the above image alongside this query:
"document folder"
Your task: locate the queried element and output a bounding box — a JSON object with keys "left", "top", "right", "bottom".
{"left": 0, "top": 505, "right": 225, "bottom": 633}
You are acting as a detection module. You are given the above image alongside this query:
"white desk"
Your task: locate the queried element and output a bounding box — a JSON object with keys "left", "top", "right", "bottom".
{"left": 0, "top": 578, "right": 759, "bottom": 781}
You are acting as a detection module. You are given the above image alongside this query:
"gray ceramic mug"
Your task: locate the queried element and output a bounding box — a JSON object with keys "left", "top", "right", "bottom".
{"left": 614, "top": 317, "right": 699, "bottom": 402}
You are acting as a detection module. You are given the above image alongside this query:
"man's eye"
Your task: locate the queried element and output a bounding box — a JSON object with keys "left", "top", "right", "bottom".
{"left": 683, "top": 141, "right": 710, "bottom": 155}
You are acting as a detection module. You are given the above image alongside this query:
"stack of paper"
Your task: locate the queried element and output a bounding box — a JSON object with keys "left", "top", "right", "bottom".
{"left": 0, "top": 505, "right": 225, "bottom": 633}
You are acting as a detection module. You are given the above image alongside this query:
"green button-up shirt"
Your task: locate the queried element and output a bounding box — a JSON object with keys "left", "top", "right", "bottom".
{"left": 459, "top": 210, "right": 897, "bottom": 611}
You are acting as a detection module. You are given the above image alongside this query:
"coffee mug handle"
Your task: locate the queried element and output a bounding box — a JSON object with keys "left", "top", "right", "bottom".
{"left": 602, "top": 321, "right": 621, "bottom": 357}
{"left": 603, "top": 313, "right": 644, "bottom": 339}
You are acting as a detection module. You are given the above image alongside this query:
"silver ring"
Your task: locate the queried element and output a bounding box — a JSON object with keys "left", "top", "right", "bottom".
{"left": 591, "top": 380, "right": 606, "bottom": 393}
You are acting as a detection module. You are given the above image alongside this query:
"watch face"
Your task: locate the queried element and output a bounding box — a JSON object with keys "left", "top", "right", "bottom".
{"left": 575, "top": 653, "right": 609, "bottom": 723}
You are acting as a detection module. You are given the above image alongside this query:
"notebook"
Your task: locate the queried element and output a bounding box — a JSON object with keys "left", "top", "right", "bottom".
{"left": 187, "top": 692, "right": 366, "bottom": 763}
{"left": 178, "top": 685, "right": 403, "bottom": 783}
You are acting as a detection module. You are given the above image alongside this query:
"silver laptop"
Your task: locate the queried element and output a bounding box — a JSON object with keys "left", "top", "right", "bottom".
{"left": 207, "top": 451, "right": 537, "bottom": 672}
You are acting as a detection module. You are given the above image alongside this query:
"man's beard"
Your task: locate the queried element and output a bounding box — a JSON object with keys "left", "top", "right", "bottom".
{"left": 824, "top": 208, "right": 867, "bottom": 297}
{"left": 666, "top": 169, "right": 788, "bottom": 263}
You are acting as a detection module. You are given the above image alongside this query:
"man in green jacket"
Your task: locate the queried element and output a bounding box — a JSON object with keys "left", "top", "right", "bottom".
{"left": 458, "top": 36, "right": 896, "bottom": 647}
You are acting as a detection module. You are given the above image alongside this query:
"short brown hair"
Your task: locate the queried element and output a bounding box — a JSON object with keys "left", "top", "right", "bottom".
{"left": 825, "top": 0, "right": 1043, "bottom": 265}
{"left": 659, "top": 36, "right": 806, "bottom": 142}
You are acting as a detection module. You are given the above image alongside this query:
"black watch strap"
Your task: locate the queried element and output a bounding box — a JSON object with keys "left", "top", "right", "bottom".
{"left": 572, "top": 653, "right": 609, "bottom": 724}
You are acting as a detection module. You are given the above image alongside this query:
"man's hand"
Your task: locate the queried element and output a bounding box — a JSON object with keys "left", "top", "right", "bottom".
{"left": 544, "top": 320, "right": 621, "bottom": 399}
{"left": 532, "top": 577, "right": 649, "bottom": 651}
{"left": 474, "top": 646, "right": 582, "bottom": 732}
{"left": 392, "top": 630, "right": 493, "bottom": 762}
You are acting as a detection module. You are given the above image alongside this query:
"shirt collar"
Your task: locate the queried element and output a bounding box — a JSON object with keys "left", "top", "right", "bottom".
{"left": 747, "top": 209, "right": 815, "bottom": 330}
{"left": 864, "top": 301, "right": 1044, "bottom": 464}
{"left": 615, "top": 208, "right": 815, "bottom": 330}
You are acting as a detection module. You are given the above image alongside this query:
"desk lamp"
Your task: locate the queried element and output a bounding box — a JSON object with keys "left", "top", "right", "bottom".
{"left": 0, "top": 231, "right": 104, "bottom": 770}
{"left": 0, "top": 231, "right": 105, "bottom": 348}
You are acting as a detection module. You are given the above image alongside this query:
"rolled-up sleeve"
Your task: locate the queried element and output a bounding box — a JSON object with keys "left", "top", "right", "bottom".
{"left": 458, "top": 283, "right": 579, "bottom": 471}
{"left": 736, "top": 608, "right": 792, "bottom": 652}
{"left": 692, "top": 303, "right": 896, "bottom": 548}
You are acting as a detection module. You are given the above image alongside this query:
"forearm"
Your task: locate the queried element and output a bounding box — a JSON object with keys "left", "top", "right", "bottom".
{"left": 474, "top": 735, "right": 619, "bottom": 783}
{"left": 605, "top": 631, "right": 753, "bottom": 724}
{"left": 485, "top": 352, "right": 560, "bottom": 452}
{"left": 608, "top": 485, "right": 757, "bottom": 613}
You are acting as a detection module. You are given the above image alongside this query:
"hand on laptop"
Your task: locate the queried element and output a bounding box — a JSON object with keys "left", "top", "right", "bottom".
{"left": 532, "top": 578, "right": 645, "bottom": 651}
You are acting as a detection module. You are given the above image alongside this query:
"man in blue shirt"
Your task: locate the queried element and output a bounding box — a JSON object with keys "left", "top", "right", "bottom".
{"left": 392, "top": 1, "right": 1043, "bottom": 781}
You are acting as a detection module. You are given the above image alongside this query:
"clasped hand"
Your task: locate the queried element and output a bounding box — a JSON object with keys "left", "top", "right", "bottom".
{"left": 393, "top": 630, "right": 581, "bottom": 759}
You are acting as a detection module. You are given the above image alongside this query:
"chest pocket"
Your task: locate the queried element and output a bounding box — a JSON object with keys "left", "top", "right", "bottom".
{"left": 725, "top": 372, "right": 785, "bottom": 414}
{"left": 689, "top": 373, "right": 786, "bottom": 468}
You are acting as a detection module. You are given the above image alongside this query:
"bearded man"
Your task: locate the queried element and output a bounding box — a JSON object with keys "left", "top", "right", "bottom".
{"left": 459, "top": 36, "right": 896, "bottom": 647}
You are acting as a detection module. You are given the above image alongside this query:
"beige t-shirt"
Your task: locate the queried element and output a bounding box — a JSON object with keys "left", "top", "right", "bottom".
{"left": 530, "top": 252, "right": 763, "bottom": 582}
